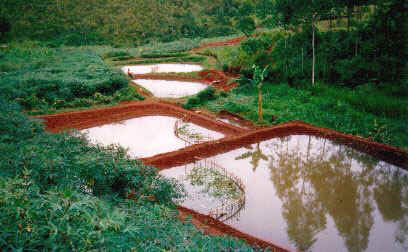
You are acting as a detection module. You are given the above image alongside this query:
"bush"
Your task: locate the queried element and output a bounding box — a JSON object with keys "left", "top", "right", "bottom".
{"left": 183, "top": 87, "right": 217, "bottom": 109}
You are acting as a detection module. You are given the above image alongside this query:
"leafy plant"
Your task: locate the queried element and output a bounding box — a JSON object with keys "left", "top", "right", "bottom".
{"left": 237, "top": 64, "right": 270, "bottom": 121}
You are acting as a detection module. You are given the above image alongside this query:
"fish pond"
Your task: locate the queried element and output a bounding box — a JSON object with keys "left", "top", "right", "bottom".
{"left": 81, "top": 116, "right": 224, "bottom": 158}
{"left": 131, "top": 79, "right": 207, "bottom": 98}
{"left": 121, "top": 64, "right": 203, "bottom": 75}
{"left": 160, "top": 135, "right": 408, "bottom": 252}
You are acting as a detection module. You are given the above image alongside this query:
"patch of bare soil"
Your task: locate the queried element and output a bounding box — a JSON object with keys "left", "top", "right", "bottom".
{"left": 193, "top": 36, "right": 247, "bottom": 51}
{"left": 177, "top": 206, "right": 290, "bottom": 252}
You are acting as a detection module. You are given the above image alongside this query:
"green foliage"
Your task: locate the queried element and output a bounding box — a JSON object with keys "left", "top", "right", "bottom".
{"left": 0, "top": 97, "right": 254, "bottom": 251}
{"left": 236, "top": 16, "right": 256, "bottom": 37}
{"left": 257, "top": 0, "right": 408, "bottom": 86}
{"left": 187, "top": 166, "right": 240, "bottom": 200}
{"left": 0, "top": 45, "right": 143, "bottom": 113}
{"left": 127, "top": 56, "right": 206, "bottom": 65}
{"left": 103, "top": 50, "right": 131, "bottom": 59}
{"left": 140, "top": 52, "right": 190, "bottom": 58}
{"left": 206, "top": 82, "right": 408, "bottom": 148}
{"left": 0, "top": 16, "right": 10, "bottom": 42}
{"left": 183, "top": 87, "right": 217, "bottom": 109}
{"left": 140, "top": 38, "right": 201, "bottom": 55}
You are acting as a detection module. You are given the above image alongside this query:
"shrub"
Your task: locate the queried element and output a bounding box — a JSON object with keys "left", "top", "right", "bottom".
{"left": 183, "top": 87, "right": 217, "bottom": 109}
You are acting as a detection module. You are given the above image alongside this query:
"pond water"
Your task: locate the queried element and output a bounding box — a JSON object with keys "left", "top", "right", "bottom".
{"left": 132, "top": 79, "right": 207, "bottom": 98}
{"left": 81, "top": 116, "right": 224, "bottom": 158}
{"left": 160, "top": 135, "right": 408, "bottom": 252}
{"left": 121, "top": 64, "right": 203, "bottom": 75}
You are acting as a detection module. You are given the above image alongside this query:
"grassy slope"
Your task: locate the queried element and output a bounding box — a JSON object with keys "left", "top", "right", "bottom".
{"left": 0, "top": 44, "right": 255, "bottom": 250}
{"left": 0, "top": 42, "right": 144, "bottom": 115}
{"left": 204, "top": 82, "right": 408, "bottom": 149}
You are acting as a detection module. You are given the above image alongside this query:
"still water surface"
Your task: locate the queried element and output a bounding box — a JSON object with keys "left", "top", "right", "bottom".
{"left": 121, "top": 64, "right": 203, "bottom": 74}
{"left": 81, "top": 116, "right": 224, "bottom": 158}
{"left": 161, "top": 135, "right": 408, "bottom": 252}
{"left": 132, "top": 79, "right": 207, "bottom": 98}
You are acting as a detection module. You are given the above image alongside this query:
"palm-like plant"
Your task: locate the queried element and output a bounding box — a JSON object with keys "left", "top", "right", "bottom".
{"left": 238, "top": 64, "right": 270, "bottom": 121}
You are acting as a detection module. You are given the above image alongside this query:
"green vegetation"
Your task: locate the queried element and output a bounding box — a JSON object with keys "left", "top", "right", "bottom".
{"left": 187, "top": 165, "right": 241, "bottom": 200}
{"left": 126, "top": 56, "right": 206, "bottom": 65}
{"left": 183, "top": 87, "right": 217, "bottom": 110}
{"left": 206, "top": 82, "right": 407, "bottom": 148}
{"left": 140, "top": 52, "right": 190, "bottom": 58}
{"left": 0, "top": 98, "right": 255, "bottom": 250}
{"left": 1, "top": 0, "right": 407, "bottom": 249}
{"left": 0, "top": 44, "right": 143, "bottom": 114}
{"left": 0, "top": 1, "right": 253, "bottom": 46}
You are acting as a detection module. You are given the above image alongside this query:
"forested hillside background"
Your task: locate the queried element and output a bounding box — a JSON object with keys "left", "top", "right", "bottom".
{"left": 0, "top": 0, "right": 248, "bottom": 46}
{"left": 0, "top": 0, "right": 407, "bottom": 250}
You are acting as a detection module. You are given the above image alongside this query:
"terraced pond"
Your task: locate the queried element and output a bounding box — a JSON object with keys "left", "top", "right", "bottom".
{"left": 132, "top": 79, "right": 207, "bottom": 98}
{"left": 160, "top": 135, "right": 408, "bottom": 252}
{"left": 121, "top": 64, "right": 203, "bottom": 74}
{"left": 81, "top": 116, "right": 224, "bottom": 158}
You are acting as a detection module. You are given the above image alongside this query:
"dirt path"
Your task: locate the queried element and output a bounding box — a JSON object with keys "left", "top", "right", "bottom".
{"left": 193, "top": 36, "right": 246, "bottom": 51}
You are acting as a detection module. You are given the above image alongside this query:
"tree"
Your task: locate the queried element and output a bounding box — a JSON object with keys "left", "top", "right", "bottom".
{"left": 238, "top": 64, "right": 270, "bottom": 121}
{"left": 0, "top": 17, "right": 10, "bottom": 41}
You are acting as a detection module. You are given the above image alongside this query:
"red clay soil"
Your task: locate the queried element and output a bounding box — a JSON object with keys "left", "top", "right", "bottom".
{"left": 144, "top": 120, "right": 408, "bottom": 170}
{"left": 129, "top": 69, "right": 239, "bottom": 91}
{"left": 177, "top": 206, "right": 289, "bottom": 252}
{"left": 193, "top": 36, "right": 247, "bottom": 51}
{"left": 35, "top": 101, "right": 408, "bottom": 251}
{"left": 35, "top": 99, "right": 246, "bottom": 136}
{"left": 217, "top": 110, "right": 259, "bottom": 129}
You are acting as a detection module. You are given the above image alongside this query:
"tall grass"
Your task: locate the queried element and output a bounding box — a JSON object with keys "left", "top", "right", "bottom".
{"left": 205, "top": 82, "right": 408, "bottom": 149}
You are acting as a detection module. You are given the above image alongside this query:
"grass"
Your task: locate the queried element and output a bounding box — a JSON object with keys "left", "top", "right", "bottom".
{"left": 204, "top": 82, "right": 408, "bottom": 149}
{"left": 0, "top": 44, "right": 144, "bottom": 114}
{"left": 125, "top": 56, "right": 206, "bottom": 65}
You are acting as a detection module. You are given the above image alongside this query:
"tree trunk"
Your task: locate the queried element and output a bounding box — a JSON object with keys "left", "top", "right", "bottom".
{"left": 258, "top": 87, "right": 263, "bottom": 121}
{"left": 312, "top": 16, "right": 316, "bottom": 85}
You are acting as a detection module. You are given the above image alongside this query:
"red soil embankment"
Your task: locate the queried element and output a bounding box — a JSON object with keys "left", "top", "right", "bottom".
{"left": 129, "top": 69, "right": 239, "bottom": 91}
{"left": 35, "top": 100, "right": 246, "bottom": 136}
{"left": 177, "top": 206, "right": 290, "bottom": 252}
{"left": 144, "top": 120, "right": 408, "bottom": 170}
{"left": 194, "top": 36, "right": 246, "bottom": 51}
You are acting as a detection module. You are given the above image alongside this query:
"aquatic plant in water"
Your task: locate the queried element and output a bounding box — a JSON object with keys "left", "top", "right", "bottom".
{"left": 186, "top": 165, "right": 241, "bottom": 201}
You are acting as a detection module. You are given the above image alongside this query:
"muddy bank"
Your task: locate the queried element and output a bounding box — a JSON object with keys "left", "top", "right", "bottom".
{"left": 34, "top": 100, "right": 246, "bottom": 136}
{"left": 144, "top": 120, "right": 408, "bottom": 170}
{"left": 177, "top": 206, "right": 289, "bottom": 252}
{"left": 193, "top": 37, "right": 246, "bottom": 51}
{"left": 129, "top": 69, "right": 239, "bottom": 91}
{"left": 122, "top": 64, "right": 203, "bottom": 75}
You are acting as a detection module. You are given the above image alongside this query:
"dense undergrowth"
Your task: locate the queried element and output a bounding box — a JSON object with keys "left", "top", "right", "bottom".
{"left": 204, "top": 82, "right": 408, "bottom": 149}
{"left": 0, "top": 43, "right": 144, "bottom": 114}
{"left": 0, "top": 99, "right": 255, "bottom": 250}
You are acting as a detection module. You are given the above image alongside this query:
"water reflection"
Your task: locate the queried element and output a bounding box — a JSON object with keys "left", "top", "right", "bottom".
{"left": 267, "top": 136, "right": 407, "bottom": 251}
{"left": 161, "top": 135, "right": 408, "bottom": 251}
{"left": 235, "top": 143, "right": 268, "bottom": 171}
